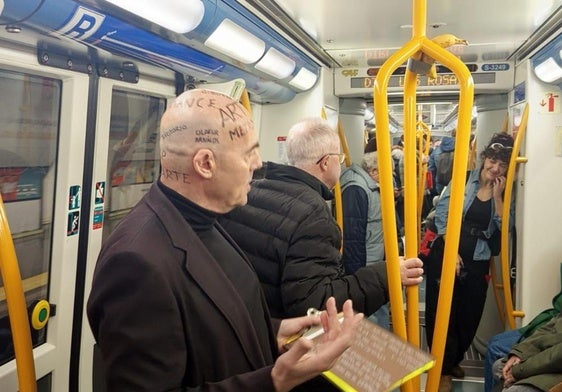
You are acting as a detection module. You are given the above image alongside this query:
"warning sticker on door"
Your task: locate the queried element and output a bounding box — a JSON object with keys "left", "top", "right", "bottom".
{"left": 67, "top": 211, "right": 80, "bottom": 236}
{"left": 93, "top": 206, "right": 104, "bottom": 230}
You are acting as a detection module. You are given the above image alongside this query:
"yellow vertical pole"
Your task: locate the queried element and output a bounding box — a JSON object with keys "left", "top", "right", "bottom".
{"left": 240, "top": 88, "right": 252, "bottom": 115}
{"left": 501, "top": 103, "right": 529, "bottom": 328}
{"left": 374, "top": 0, "right": 474, "bottom": 389}
{"left": 423, "top": 47, "right": 473, "bottom": 392}
{"left": 490, "top": 258, "right": 507, "bottom": 326}
{"left": 402, "top": 68, "right": 421, "bottom": 392}
{"left": 337, "top": 119, "right": 352, "bottom": 167}
{"left": 0, "top": 196, "right": 37, "bottom": 392}
{"left": 321, "top": 108, "right": 346, "bottom": 232}
{"left": 401, "top": 3, "right": 427, "bottom": 390}
{"left": 467, "top": 135, "right": 477, "bottom": 170}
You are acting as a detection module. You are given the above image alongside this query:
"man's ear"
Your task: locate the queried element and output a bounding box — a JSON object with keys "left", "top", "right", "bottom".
{"left": 193, "top": 148, "right": 215, "bottom": 179}
{"left": 319, "top": 157, "right": 329, "bottom": 172}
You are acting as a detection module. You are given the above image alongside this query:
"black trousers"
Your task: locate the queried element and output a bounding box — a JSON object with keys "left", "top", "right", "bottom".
{"left": 424, "top": 237, "right": 490, "bottom": 374}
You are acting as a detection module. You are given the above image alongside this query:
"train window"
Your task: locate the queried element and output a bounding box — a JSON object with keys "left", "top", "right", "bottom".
{"left": 0, "top": 69, "right": 61, "bottom": 365}
{"left": 103, "top": 90, "right": 166, "bottom": 241}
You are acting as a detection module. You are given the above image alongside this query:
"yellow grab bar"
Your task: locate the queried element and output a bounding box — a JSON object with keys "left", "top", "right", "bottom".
{"left": 501, "top": 103, "right": 529, "bottom": 329}
{"left": 417, "top": 125, "right": 431, "bottom": 232}
{"left": 0, "top": 196, "right": 37, "bottom": 392}
{"left": 490, "top": 260, "right": 506, "bottom": 326}
{"left": 373, "top": 1, "right": 474, "bottom": 390}
{"left": 240, "top": 88, "right": 252, "bottom": 115}
{"left": 320, "top": 109, "right": 347, "bottom": 233}
{"left": 468, "top": 135, "right": 477, "bottom": 170}
{"left": 337, "top": 119, "right": 352, "bottom": 168}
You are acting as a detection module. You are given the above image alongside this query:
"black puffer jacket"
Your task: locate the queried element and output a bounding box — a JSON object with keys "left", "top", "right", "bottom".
{"left": 221, "top": 161, "right": 389, "bottom": 318}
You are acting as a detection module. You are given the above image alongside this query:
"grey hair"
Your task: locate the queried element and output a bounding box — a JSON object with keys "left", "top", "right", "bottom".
{"left": 361, "top": 152, "right": 378, "bottom": 172}
{"left": 286, "top": 118, "right": 339, "bottom": 166}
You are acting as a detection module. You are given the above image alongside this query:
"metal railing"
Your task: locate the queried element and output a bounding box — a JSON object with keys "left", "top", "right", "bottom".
{"left": 0, "top": 196, "right": 37, "bottom": 392}
{"left": 372, "top": 0, "right": 474, "bottom": 390}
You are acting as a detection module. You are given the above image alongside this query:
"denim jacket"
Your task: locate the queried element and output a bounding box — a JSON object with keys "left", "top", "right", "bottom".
{"left": 434, "top": 168, "right": 515, "bottom": 261}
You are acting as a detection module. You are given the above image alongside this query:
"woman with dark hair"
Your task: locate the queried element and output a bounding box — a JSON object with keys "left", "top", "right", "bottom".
{"left": 424, "top": 132, "right": 516, "bottom": 392}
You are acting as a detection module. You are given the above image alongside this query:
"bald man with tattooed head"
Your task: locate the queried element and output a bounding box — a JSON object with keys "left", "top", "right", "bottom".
{"left": 87, "top": 89, "right": 362, "bottom": 392}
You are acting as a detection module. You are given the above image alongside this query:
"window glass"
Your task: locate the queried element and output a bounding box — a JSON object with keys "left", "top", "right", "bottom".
{"left": 103, "top": 90, "right": 165, "bottom": 240}
{"left": 0, "top": 70, "right": 61, "bottom": 365}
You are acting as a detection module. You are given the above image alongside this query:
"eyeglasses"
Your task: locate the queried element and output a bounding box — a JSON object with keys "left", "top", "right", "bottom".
{"left": 316, "top": 153, "right": 346, "bottom": 164}
{"left": 489, "top": 142, "right": 513, "bottom": 151}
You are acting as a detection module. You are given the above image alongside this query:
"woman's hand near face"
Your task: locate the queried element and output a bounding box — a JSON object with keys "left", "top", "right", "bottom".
{"left": 492, "top": 176, "right": 506, "bottom": 198}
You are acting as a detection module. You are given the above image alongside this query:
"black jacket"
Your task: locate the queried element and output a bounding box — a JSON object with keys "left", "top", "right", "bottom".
{"left": 88, "top": 183, "right": 278, "bottom": 391}
{"left": 221, "top": 161, "right": 389, "bottom": 318}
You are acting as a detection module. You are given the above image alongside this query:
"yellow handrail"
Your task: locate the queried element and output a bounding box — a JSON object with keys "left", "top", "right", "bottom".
{"left": 240, "top": 88, "right": 252, "bottom": 115}
{"left": 500, "top": 103, "right": 529, "bottom": 329}
{"left": 490, "top": 261, "right": 506, "bottom": 325}
{"left": 0, "top": 196, "right": 37, "bottom": 392}
{"left": 467, "top": 135, "right": 477, "bottom": 170}
{"left": 337, "top": 119, "right": 352, "bottom": 168}
{"left": 373, "top": 0, "right": 473, "bottom": 390}
{"left": 320, "top": 109, "right": 348, "bottom": 233}
{"left": 417, "top": 124, "right": 431, "bottom": 232}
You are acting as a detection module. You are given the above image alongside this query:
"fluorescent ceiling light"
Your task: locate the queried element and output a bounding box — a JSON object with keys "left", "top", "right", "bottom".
{"left": 205, "top": 19, "right": 265, "bottom": 64}
{"left": 534, "top": 57, "right": 562, "bottom": 83}
{"left": 255, "top": 47, "right": 296, "bottom": 79}
{"left": 289, "top": 67, "right": 317, "bottom": 90}
{"left": 105, "top": 0, "right": 204, "bottom": 34}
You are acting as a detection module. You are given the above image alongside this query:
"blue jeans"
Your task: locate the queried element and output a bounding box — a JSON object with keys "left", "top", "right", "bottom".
{"left": 485, "top": 329, "right": 522, "bottom": 392}
{"left": 368, "top": 303, "right": 391, "bottom": 330}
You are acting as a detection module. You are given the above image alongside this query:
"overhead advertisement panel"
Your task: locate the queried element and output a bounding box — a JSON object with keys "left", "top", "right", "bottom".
{"left": 334, "top": 63, "right": 514, "bottom": 97}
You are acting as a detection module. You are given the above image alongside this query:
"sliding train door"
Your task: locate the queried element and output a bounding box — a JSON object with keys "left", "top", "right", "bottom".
{"left": 0, "top": 46, "right": 90, "bottom": 390}
{"left": 78, "top": 73, "right": 175, "bottom": 391}
{"left": 0, "top": 42, "right": 176, "bottom": 390}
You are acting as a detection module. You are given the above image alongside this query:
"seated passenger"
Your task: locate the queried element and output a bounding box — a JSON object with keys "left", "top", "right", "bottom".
{"left": 486, "top": 272, "right": 562, "bottom": 392}
{"left": 491, "top": 313, "right": 562, "bottom": 392}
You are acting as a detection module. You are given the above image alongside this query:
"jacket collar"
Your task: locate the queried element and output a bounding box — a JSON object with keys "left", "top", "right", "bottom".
{"left": 340, "top": 163, "right": 379, "bottom": 191}
{"left": 262, "top": 161, "right": 334, "bottom": 201}
{"left": 143, "top": 183, "right": 273, "bottom": 368}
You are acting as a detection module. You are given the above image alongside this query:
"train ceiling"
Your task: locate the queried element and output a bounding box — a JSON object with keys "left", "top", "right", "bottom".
{"left": 240, "top": 0, "right": 562, "bottom": 130}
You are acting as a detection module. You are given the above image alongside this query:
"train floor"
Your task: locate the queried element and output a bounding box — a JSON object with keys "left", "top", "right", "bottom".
{"left": 399, "top": 279, "right": 486, "bottom": 390}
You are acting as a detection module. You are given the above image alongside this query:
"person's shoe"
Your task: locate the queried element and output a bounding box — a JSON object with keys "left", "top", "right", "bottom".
{"left": 438, "top": 375, "right": 453, "bottom": 392}
{"left": 451, "top": 365, "right": 465, "bottom": 378}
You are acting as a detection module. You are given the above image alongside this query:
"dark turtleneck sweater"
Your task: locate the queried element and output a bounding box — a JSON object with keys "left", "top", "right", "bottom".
{"left": 158, "top": 180, "right": 275, "bottom": 364}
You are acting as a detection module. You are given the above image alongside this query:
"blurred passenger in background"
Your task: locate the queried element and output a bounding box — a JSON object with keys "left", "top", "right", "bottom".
{"left": 340, "top": 144, "right": 390, "bottom": 329}
{"left": 428, "top": 129, "right": 456, "bottom": 195}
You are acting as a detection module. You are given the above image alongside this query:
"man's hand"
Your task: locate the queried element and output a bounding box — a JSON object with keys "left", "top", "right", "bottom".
{"left": 502, "top": 355, "right": 521, "bottom": 388}
{"left": 399, "top": 257, "right": 424, "bottom": 286}
{"left": 455, "top": 254, "right": 464, "bottom": 277}
{"left": 277, "top": 311, "right": 322, "bottom": 353}
{"left": 271, "top": 297, "right": 363, "bottom": 392}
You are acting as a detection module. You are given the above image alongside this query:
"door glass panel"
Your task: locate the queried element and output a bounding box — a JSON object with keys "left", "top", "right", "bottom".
{"left": 0, "top": 70, "right": 61, "bottom": 365}
{"left": 103, "top": 90, "right": 165, "bottom": 241}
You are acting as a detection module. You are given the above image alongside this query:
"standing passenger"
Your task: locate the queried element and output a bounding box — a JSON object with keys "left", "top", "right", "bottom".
{"left": 340, "top": 149, "right": 390, "bottom": 329}
{"left": 428, "top": 129, "right": 456, "bottom": 195}
{"left": 87, "top": 90, "right": 363, "bottom": 392}
{"left": 424, "top": 132, "right": 515, "bottom": 392}
{"left": 220, "top": 118, "right": 424, "bottom": 321}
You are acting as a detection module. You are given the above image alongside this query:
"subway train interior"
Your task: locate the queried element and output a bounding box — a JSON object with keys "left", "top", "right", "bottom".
{"left": 0, "top": 0, "right": 561, "bottom": 390}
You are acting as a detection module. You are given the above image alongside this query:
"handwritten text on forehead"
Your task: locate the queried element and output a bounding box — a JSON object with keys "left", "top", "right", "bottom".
{"left": 175, "top": 98, "right": 245, "bottom": 127}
